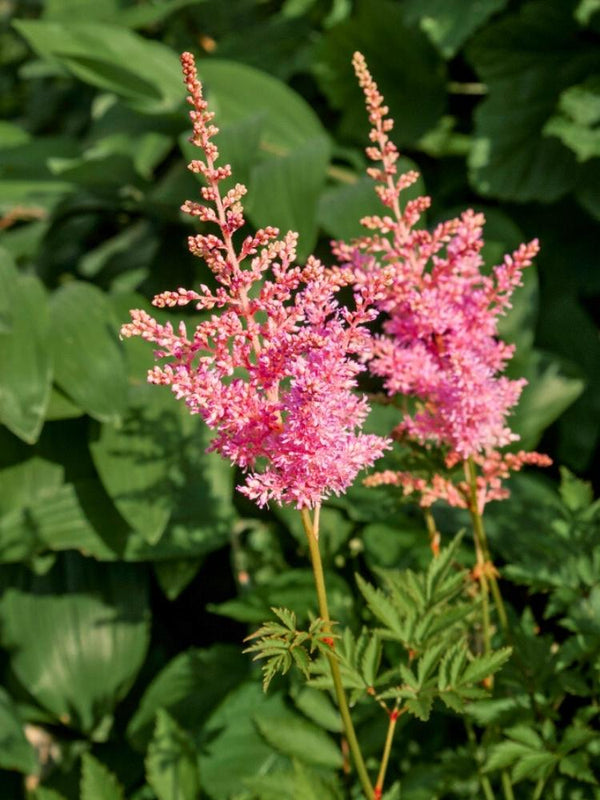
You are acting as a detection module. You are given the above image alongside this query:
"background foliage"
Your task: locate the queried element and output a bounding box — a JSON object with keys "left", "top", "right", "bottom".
{"left": 0, "top": 0, "right": 599, "bottom": 798}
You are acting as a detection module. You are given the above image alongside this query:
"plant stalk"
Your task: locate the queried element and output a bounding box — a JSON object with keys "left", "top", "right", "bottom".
{"left": 501, "top": 769, "right": 515, "bottom": 800}
{"left": 374, "top": 705, "right": 403, "bottom": 798}
{"left": 301, "top": 507, "right": 374, "bottom": 799}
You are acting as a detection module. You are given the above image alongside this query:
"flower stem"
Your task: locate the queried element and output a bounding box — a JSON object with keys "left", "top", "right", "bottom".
{"left": 464, "top": 461, "right": 492, "bottom": 656}
{"left": 501, "top": 769, "right": 515, "bottom": 800}
{"left": 301, "top": 507, "right": 374, "bottom": 799}
{"left": 464, "top": 458, "right": 510, "bottom": 639}
{"left": 374, "top": 705, "right": 403, "bottom": 798}
{"left": 465, "top": 720, "right": 496, "bottom": 800}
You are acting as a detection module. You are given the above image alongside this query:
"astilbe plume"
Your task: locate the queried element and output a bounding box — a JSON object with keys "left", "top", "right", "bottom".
{"left": 121, "top": 52, "right": 390, "bottom": 510}
{"left": 336, "top": 53, "right": 551, "bottom": 511}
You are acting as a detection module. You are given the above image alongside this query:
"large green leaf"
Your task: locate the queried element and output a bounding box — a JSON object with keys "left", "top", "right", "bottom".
{"left": 197, "top": 683, "right": 289, "bottom": 800}
{"left": 315, "top": 0, "right": 447, "bottom": 146}
{"left": 127, "top": 645, "right": 247, "bottom": 751}
{"left": 0, "top": 249, "right": 52, "bottom": 443}
{"left": 0, "top": 555, "right": 150, "bottom": 738}
{"left": 0, "top": 456, "right": 64, "bottom": 563}
{"left": 13, "top": 21, "right": 183, "bottom": 114}
{"left": 467, "top": 0, "right": 600, "bottom": 201}
{"left": 146, "top": 710, "right": 200, "bottom": 800}
{"left": 0, "top": 687, "right": 37, "bottom": 774}
{"left": 247, "top": 134, "right": 330, "bottom": 257}
{"left": 42, "top": 0, "right": 204, "bottom": 29}
{"left": 197, "top": 59, "right": 326, "bottom": 152}
{"left": 508, "top": 350, "right": 585, "bottom": 449}
{"left": 253, "top": 715, "right": 343, "bottom": 769}
{"left": 402, "top": 0, "right": 508, "bottom": 58}
{"left": 50, "top": 282, "right": 128, "bottom": 424}
{"left": 544, "top": 77, "right": 600, "bottom": 161}
{"left": 80, "top": 752, "right": 126, "bottom": 800}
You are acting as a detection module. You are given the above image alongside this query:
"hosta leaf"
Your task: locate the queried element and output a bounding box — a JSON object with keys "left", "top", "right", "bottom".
{"left": 80, "top": 752, "right": 126, "bottom": 800}
{"left": 50, "top": 282, "right": 128, "bottom": 424}
{"left": 146, "top": 709, "right": 200, "bottom": 800}
{"left": 0, "top": 249, "right": 52, "bottom": 443}
{"left": 13, "top": 21, "right": 182, "bottom": 113}
{"left": 0, "top": 554, "right": 150, "bottom": 738}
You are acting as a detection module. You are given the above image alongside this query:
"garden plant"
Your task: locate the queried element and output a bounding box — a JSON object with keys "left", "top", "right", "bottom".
{"left": 1, "top": 2, "right": 599, "bottom": 800}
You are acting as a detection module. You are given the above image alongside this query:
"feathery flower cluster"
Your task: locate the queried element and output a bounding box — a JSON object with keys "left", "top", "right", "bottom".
{"left": 334, "top": 53, "right": 550, "bottom": 508}
{"left": 121, "top": 52, "right": 390, "bottom": 510}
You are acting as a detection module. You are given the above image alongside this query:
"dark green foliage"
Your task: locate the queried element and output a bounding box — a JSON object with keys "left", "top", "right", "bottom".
{"left": 1, "top": 1, "right": 599, "bottom": 798}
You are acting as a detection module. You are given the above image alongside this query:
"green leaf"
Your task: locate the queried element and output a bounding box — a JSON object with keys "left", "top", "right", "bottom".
{"left": 0, "top": 687, "right": 37, "bottom": 774}
{"left": 467, "top": 0, "right": 600, "bottom": 201}
{"left": 154, "top": 558, "right": 202, "bottom": 601}
{"left": 50, "top": 282, "right": 128, "bottom": 424}
{"left": 461, "top": 648, "right": 512, "bottom": 686}
{"left": 318, "top": 160, "right": 425, "bottom": 241}
{"left": 247, "top": 134, "right": 330, "bottom": 258}
{"left": 253, "top": 715, "right": 343, "bottom": 769}
{"left": 0, "top": 555, "right": 150, "bottom": 738}
{"left": 80, "top": 752, "right": 126, "bottom": 800}
{"left": 198, "top": 683, "right": 288, "bottom": 800}
{"left": 508, "top": 349, "right": 585, "bottom": 449}
{"left": 245, "top": 760, "right": 343, "bottom": 800}
{"left": 544, "top": 78, "right": 600, "bottom": 161}
{"left": 127, "top": 645, "right": 247, "bottom": 751}
{"left": 13, "top": 21, "right": 182, "bottom": 114}
{"left": 315, "top": 0, "right": 447, "bottom": 146}
{"left": 402, "top": 0, "right": 508, "bottom": 59}
{"left": 146, "top": 709, "right": 200, "bottom": 800}
{"left": 0, "top": 249, "right": 52, "bottom": 443}
{"left": 198, "top": 59, "right": 326, "bottom": 152}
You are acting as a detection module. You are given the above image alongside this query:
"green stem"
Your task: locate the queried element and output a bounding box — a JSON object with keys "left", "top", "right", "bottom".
{"left": 465, "top": 720, "right": 496, "bottom": 800}
{"left": 532, "top": 775, "right": 548, "bottom": 800}
{"left": 423, "top": 508, "right": 441, "bottom": 557}
{"left": 301, "top": 508, "right": 374, "bottom": 800}
{"left": 375, "top": 705, "right": 403, "bottom": 798}
{"left": 501, "top": 770, "right": 515, "bottom": 800}
{"left": 465, "top": 458, "right": 510, "bottom": 639}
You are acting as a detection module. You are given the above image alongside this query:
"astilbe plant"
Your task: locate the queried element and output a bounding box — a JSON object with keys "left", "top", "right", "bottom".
{"left": 122, "top": 51, "right": 553, "bottom": 800}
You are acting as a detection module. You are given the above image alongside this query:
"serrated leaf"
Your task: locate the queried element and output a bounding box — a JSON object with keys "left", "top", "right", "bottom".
{"left": 461, "top": 647, "right": 512, "bottom": 686}
{"left": 360, "top": 633, "right": 381, "bottom": 687}
{"left": 511, "top": 751, "right": 556, "bottom": 783}
{"left": 146, "top": 709, "right": 200, "bottom": 800}
{"left": 80, "top": 752, "right": 125, "bottom": 800}
{"left": 405, "top": 692, "right": 434, "bottom": 721}
{"left": 356, "top": 574, "right": 403, "bottom": 638}
{"left": 485, "top": 741, "right": 531, "bottom": 772}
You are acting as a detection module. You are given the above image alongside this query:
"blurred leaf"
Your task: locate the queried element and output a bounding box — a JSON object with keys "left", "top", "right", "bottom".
{"left": 318, "top": 157, "right": 425, "bottom": 241}
{"left": 467, "top": 0, "right": 600, "bottom": 201}
{"left": 50, "top": 282, "right": 128, "bottom": 424}
{"left": 127, "top": 645, "right": 247, "bottom": 751}
{"left": 13, "top": 21, "right": 183, "bottom": 114}
{"left": 146, "top": 709, "right": 200, "bottom": 800}
{"left": 544, "top": 77, "right": 600, "bottom": 161}
{"left": 154, "top": 558, "right": 202, "bottom": 600}
{"left": 402, "top": 0, "right": 508, "bottom": 59}
{"left": 198, "top": 682, "right": 288, "bottom": 800}
{"left": 42, "top": 0, "right": 205, "bottom": 29}
{"left": 247, "top": 134, "right": 330, "bottom": 257}
{"left": 81, "top": 752, "right": 126, "bottom": 800}
{"left": 315, "top": 0, "right": 447, "bottom": 146}
{"left": 198, "top": 59, "right": 326, "bottom": 151}
{"left": 0, "top": 249, "right": 52, "bottom": 443}
{"left": 253, "top": 715, "right": 343, "bottom": 769}
{"left": 45, "top": 387, "right": 84, "bottom": 421}
{"left": 0, "top": 554, "right": 150, "bottom": 738}
{"left": 508, "top": 349, "right": 585, "bottom": 449}
{"left": 0, "top": 686, "right": 37, "bottom": 774}
{"left": 244, "top": 760, "right": 343, "bottom": 800}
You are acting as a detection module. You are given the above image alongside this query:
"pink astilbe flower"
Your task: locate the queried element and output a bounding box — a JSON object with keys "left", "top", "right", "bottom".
{"left": 121, "top": 52, "right": 390, "bottom": 510}
{"left": 334, "top": 53, "right": 550, "bottom": 509}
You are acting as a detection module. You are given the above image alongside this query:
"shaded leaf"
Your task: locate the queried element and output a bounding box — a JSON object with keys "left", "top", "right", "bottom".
{"left": 146, "top": 709, "right": 200, "bottom": 800}
{"left": 81, "top": 752, "right": 126, "bottom": 800}
{"left": 0, "top": 687, "right": 37, "bottom": 774}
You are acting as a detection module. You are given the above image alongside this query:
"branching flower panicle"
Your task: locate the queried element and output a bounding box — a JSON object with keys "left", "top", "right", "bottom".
{"left": 337, "top": 52, "right": 551, "bottom": 509}
{"left": 121, "top": 52, "right": 390, "bottom": 509}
